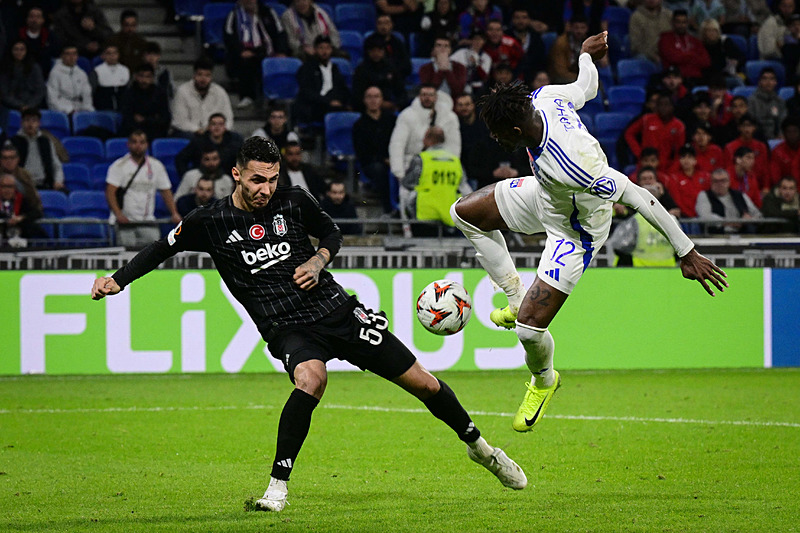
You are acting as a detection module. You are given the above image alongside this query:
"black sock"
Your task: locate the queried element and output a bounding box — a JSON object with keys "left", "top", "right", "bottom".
{"left": 271, "top": 388, "right": 319, "bottom": 481}
{"left": 422, "top": 379, "right": 481, "bottom": 443}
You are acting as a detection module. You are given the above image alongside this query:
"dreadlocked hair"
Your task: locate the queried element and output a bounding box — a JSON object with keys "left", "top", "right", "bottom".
{"left": 478, "top": 80, "right": 533, "bottom": 130}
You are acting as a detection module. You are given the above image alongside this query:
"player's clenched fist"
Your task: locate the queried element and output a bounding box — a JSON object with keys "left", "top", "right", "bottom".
{"left": 91, "top": 276, "right": 121, "bottom": 300}
{"left": 581, "top": 31, "right": 608, "bottom": 61}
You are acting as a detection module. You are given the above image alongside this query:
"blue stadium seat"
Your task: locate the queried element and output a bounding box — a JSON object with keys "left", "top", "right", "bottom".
{"left": 73, "top": 111, "right": 118, "bottom": 135}
{"left": 332, "top": 57, "right": 353, "bottom": 87}
{"left": 541, "top": 32, "right": 557, "bottom": 54}
{"left": 339, "top": 31, "right": 364, "bottom": 67}
{"left": 692, "top": 85, "right": 709, "bottom": 94}
{"left": 732, "top": 85, "right": 757, "bottom": 98}
{"left": 577, "top": 113, "right": 593, "bottom": 131}
{"left": 63, "top": 162, "right": 92, "bottom": 191}
{"left": 77, "top": 56, "right": 92, "bottom": 74}
{"left": 92, "top": 162, "right": 112, "bottom": 190}
{"left": 594, "top": 112, "right": 635, "bottom": 145}
{"left": 203, "top": 3, "right": 235, "bottom": 57}
{"left": 580, "top": 94, "right": 605, "bottom": 119}
{"left": 40, "top": 110, "right": 71, "bottom": 139}
{"left": 325, "top": 112, "right": 360, "bottom": 159}
{"left": 152, "top": 138, "right": 190, "bottom": 178}
{"left": 261, "top": 57, "right": 302, "bottom": 100}
{"left": 408, "top": 32, "right": 423, "bottom": 58}
{"left": 63, "top": 191, "right": 109, "bottom": 240}
{"left": 768, "top": 138, "right": 783, "bottom": 150}
{"left": 407, "top": 57, "right": 430, "bottom": 89}
{"left": 616, "top": 58, "right": 658, "bottom": 88}
{"left": 598, "top": 65, "right": 614, "bottom": 89}
{"left": 607, "top": 86, "right": 646, "bottom": 114}
{"left": 603, "top": 6, "right": 631, "bottom": 36}
{"left": 745, "top": 60, "right": 785, "bottom": 86}
{"left": 599, "top": 139, "right": 618, "bottom": 168}
{"left": 317, "top": 2, "right": 334, "bottom": 20}
{"left": 724, "top": 34, "right": 748, "bottom": 57}
{"left": 748, "top": 34, "right": 759, "bottom": 61}
{"left": 6, "top": 110, "right": 21, "bottom": 136}
{"left": 265, "top": 2, "right": 286, "bottom": 17}
{"left": 335, "top": 3, "right": 376, "bottom": 33}
{"left": 62, "top": 136, "right": 105, "bottom": 166}
{"left": 105, "top": 138, "right": 129, "bottom": 162}
{"left": 38, "top": 190, "right": 69, "bottom": 238}
{"left": 607, "top": 33, "right": 630, "bottom": 63}
{"left": 779, "top": 86, "right": 795, "bottom": 100}
{"left": 174, "top": 0, "right": 205, "bottom": 18}
{"left": 154, "top": 195, "right": 174, "bottom": 236}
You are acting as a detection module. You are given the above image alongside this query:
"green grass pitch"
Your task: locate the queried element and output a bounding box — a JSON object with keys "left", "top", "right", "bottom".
{"left": 1, "top": 368, "right": 799, "bottom": 532}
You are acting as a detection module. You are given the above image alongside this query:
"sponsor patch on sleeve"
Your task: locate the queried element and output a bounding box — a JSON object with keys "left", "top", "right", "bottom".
{"left": 509, "top": 178, "right": 525, "bottom": 188}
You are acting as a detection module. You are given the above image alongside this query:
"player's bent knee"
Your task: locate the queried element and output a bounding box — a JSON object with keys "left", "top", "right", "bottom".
{"left": 293, "top": 363, "right": 328, "bottom": 399}
{"left": 450, "top": 201, "right": 486, "bottom": 235}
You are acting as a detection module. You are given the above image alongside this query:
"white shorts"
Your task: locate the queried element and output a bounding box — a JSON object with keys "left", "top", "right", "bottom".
{"left": 494, "top": 177, "right": 612, "bottom": 295}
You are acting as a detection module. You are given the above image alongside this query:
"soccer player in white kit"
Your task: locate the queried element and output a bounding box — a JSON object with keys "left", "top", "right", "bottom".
{"left": 450, "top": 32, "right": 728, "bottom": 432}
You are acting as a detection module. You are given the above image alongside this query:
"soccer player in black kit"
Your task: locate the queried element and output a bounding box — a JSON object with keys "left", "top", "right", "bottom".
{"left": 91, "top": 137, "right": 526, "bottom": 512}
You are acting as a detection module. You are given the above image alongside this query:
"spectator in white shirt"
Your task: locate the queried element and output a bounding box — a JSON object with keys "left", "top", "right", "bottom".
{"left": 171, "top": 57, "right": 234, "bottom": 139}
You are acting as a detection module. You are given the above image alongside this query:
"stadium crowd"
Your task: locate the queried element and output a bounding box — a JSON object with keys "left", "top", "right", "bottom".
{"left": 1, "top": 0, "right": 800, "bottom": 248}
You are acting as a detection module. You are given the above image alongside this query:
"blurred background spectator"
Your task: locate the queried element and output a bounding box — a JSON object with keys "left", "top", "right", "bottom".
{"left": 10, "top": 108, "right": 65, "bottom": 191}
{"left": 176, "top": 175, "right": 216, "bottom": 218}
{"left": 175, "top": 114, "right": 243, "bottom": 178}
{"left": 89, "top": 45, "right": 129, "bottom": 112}
{"left": 320, "top": 179, "right": 360, "bottom": 234}
{"left": 419, "top": 0, "right": 459, "bottom": 57}
{"left": 17, "top": 6, "right": 59, "bottom": 78}
{"left": 171, "top": 57, "right": 233, "bottom": 138}
{"left": 47, "top": 46, "right": 94, "bottom": 114}
{"left": 175, "top": 147, "right": 234, "bottom": 201}
{"left": 281, "top": 0, "right": 341, "bottom": 60}
{"left": 278, "top": 141, "right": 326, "bottom": 199}
{"left": 294, "top": 35, "right": 350, "bottom": 126}
{"left": 353, "top": 86, "right": 396, "bottom": 215}
{"left": 120, "top": 63, "right": 171, "bottom": 140}
{"left": 52, "top": 0, "right": 113, "bottom": 58}
{"left": 0, "top": 40, "right": 46, "bottom": 113}
{"left": 106, "top": 9, "right": 148, "bottom": 70}
{"left": 419, "top": 36, "right": 467, "bottom": 98}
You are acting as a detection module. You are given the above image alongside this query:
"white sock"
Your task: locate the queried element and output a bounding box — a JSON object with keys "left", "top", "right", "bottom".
{"left": 467, "top": 436, "right": 495, "bottom": 459}
{"left": 451, "top": 203, "right": 526, "bottom": 313}
{"left": 517, "top": 322, "right": 556, "bottom": 388}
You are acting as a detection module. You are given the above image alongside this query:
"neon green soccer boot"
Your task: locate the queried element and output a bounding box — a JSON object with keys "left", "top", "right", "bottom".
{"left": 489, "top": 306, "right": 517, "bottom": 329}
{"left": 512, "top": 371, "right": 561, "bottom": 432}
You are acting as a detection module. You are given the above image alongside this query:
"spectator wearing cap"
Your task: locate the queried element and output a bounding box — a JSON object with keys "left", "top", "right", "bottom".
{"left": 769, "top": 117, "right": 800, "bottom": 187}
{"left": 450, "top": 29, "right": 491, "bottom": 97}
{"left": 294, "top": 35, "right": 350, "bottom": 126}
{"left": 483, "top": 20, "right": 524, "bottom": 77}
{"left": 280, "top": 0, "right": 341, "bottom": 60}
{"left": 658, "top": 9, "right": 711, "bottom": 83}
{"left": 727, "top": 145, "right": 764, "bottom": 207}
{"left": 747, "top": 67, "right": 787, "bottom": 140}
{"left": 691, "top": 121, "right": 725, "bottom": 173}
{"left": 757, "top": 0, "right": 796, "bottom": 60}
{"left": 724, "top": 114, "right": 771, "bottom": 189}
{"left": 419, "top": 36, "right": 467, "bottom": 98}
{"left": 625, "top": 92, "right": 687, "bottom": 170}
{"left": 549, "top": 15, "right": 592, "bottom": 85}
{"left": 352, "top": 34, "right": 406, "bottom": 112}
{"left": 373, "top": 14, "right": 411, "bottom": 81}
{"left": 629, "top": 0, "right": 673, "bottom": 64}
{"left": 668, "top": 145, "right": 711, "bottom": 216}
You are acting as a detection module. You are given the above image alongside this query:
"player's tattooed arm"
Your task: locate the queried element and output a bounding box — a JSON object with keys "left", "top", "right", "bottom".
{"left": 293, "top": 248, "right": 332, "bottom": 291}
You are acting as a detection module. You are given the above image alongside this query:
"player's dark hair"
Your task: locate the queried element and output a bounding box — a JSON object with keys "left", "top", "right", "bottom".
{"left": 478, "top": 80, "right": 532, "bottom": 131}
{"left": 237, "top": 136, "right": 281, "bottom": 168}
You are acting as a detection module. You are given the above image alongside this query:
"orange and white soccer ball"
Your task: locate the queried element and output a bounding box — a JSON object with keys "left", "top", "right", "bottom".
{"left": 416, "top": 279, "right": 472, "bottom": 335}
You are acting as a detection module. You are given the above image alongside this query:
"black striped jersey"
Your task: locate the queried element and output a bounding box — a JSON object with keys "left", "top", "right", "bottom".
{"left": 112, "top": 186, "right": 349, "bottom": 340}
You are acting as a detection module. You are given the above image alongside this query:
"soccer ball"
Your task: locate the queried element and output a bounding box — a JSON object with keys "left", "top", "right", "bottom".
{"left": 416, "top": 279, "right": 472, "bottom": 335}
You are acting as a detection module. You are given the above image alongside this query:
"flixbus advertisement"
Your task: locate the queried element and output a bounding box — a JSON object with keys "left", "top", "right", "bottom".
{"left": 1, "top": 268, "right": 793, "bottom": 376}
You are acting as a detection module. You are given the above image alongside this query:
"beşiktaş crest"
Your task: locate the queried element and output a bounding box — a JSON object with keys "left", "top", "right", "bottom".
{"left": 272, "top": 214, "right": 287, "bottom": 236}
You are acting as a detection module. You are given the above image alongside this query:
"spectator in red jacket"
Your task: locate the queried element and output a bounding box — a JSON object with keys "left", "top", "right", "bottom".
{"left": 668, "top": 144, "right": 711, "bottom": 216}
{"left": 770, "top": 117, "right": 800, "bottom": 188}
{"left": 691, "top": 121, "right": 725, "bottom": 173}
{"left": 625, "top": 92, "right": 687, "bottom": 170}
{"left": 728, "top": 145, "right": 764, "bottom": 208}
{"left": 724, "top": 114, "right": 770, "bottom": 194}
{"left": 708, "top": 74, "right": 734, "bottom": 129}
{"left": 658, "top": 9, "right": 711, "bottom": 84}
{"left": 419, "top": 36, "right": 467, "bottom": 99}
{"left": 483, "top": 20, "right": 523, "bottom": 74}
{"left": 627, "top": 147, "right": 672, "bottom": 185}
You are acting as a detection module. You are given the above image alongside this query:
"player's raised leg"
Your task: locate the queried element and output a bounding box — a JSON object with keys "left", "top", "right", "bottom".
{"left": 256, "top": 359, "right": 328, "bottom": 512}
{"left": 450, "top": 185, "right": 525, "bottom": 328}
{"left": 392, "top": 361, "right": 527, "bottom": 490}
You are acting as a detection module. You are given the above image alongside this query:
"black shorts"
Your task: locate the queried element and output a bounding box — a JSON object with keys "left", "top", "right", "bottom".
{"left": 267, "top": 297, "right": 417, "bottom": 381}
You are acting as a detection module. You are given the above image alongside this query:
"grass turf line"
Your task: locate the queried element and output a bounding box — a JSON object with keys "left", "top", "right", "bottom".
{"left": 1, "top": 368, "right": 798, "bottom": 532}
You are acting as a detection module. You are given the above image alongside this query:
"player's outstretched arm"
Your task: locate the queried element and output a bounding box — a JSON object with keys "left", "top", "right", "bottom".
{"left": 679, "top": 249, "right": 728, "bottom": 297}
{"left": 571, "top": 32, "right": 607, "bottom": 104}
{"left": 91, "top": 276, "right": 121, "bottom": 300}
{"left": 581, "top": 31, "right": 608, "bottom": 62}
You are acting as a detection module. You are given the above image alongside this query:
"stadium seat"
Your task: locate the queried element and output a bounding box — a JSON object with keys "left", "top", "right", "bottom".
{"left": 732, "top": 85, "right": 757, "bottom": 98}
{"left": 616, "top": 58, "right": 659, "bottom": 88}
{"left": 92, "top": 162, "right": 112, "bottom": 190}
{"left": 339, "top": 31, "right": 364, "bottom": 67}
{"left": 152, "top": 138, "right": 190, "bottom": 179}
{"left": 63, "top": 162, "right": 92, "bottom": 191}
{"left": 603, "top": 6, "right": 631, "bottom": 36}
{"left": 745, "top": 60, "right": 785, "bottom": 86}
{"left": 779, "top": 86, "right": 795, "bottom": 100}
{"left": 598, "top": 65, "right": 614, "bottom": 89}
{"left": 407, "top": 57, "right": 430, "bottom": 89}
{"left": 40, "top": 110, "right": 71, "bottom": 139}
{"left": 203, "top": 3, "right": 235, "bottom": 58}
{"left": 174, "top": 0, "right": 205, "bottom": 18}
{"left": 599, "top": 138, "right": 618, "bottom": 168}
{"left": 607, "top": 86, "right": 646, "bottom": 114}
{"left": 335, "top": 3, "right": 376, "bottom": 33}
{"left": 6, "top": 110, "right": 21, "bottom": 136}
{"left": 408, "top": 32, "right": 423, "bottom": 58}
{"left": 62, "top": 136, "right": 105, "bottom": 166}
{"left": 580, "top": 94, "right": 605, "bottom": 119}
{"left": 38, "top": 189, "right": 69, "bottom": 238}
{"left": 607, "top": 33, "right": 630, "bottom": 63}
{"left": 594, "top": 112, "right": 635, "bottom": 145}
{"left": 769, "top": 138, "right": 783, "bottom": 150}
{"left": 265, "top": 2, "right": 286, "bottom": 17}
{"left": 77, "top": 56, "right": 92, "bottom": 74}
{"left": 104, "top": 138, "right": 129, "bottom": 162}
{"left": 73, "top": 111, "right": 118, "bottom": 135}
{"left": 541, "top": 32, "right": 557, "bottom": 54}
{"left": 261, "top": 57, "right": 302, "bottom": 100}
{"left": 154, "top": 195, "right": 173, "bottom": 236}
{"left": 748, "top": 34, "right": 759, "bottom": 61}
{"left": 577, "top": 113, "right": 593, "bottom": 131}
{"left": 63, "top": 191, "right": 109, "bottom": 240}
{"left": 692, "top": 85, "right": 709, "bottom": 94}
{"left": 332, "top": 57, "right": 353, "bottom": 87}
{"left": 317, "top": 2, "right": 334, "bottom": 20}
{"left": 325, "top": 112, "right": 360, "bottom": 159}
{"left": 724, "top": 34, "right": 748, "bottom": 57}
